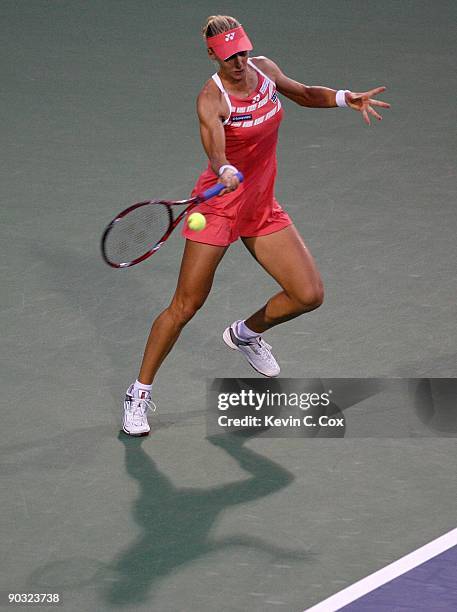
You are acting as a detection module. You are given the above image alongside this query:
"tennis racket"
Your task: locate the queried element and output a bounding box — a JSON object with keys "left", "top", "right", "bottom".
{"left": 101, "top": 172, "right": 244, "bottom": 268}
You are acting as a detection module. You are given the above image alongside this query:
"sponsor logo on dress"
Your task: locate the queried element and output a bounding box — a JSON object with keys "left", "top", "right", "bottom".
{"left": 252, "top": 94, "right": 261, "bottom": 103}
{"left": 231, "top": 114, "right": 253, "bottom": 122}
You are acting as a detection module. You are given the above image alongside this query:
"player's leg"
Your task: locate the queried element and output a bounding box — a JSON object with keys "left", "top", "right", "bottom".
{"left": 138, "top": 239, "right": 228, "bottom": 383}
{"left": 123, "top": 239, "right": 227, "bottom": 436}
{"left": 241, "top": 224, "right": 323, "bottom": 332}
{"left": 223, "top": 225, "right": 323, "bottom": 377}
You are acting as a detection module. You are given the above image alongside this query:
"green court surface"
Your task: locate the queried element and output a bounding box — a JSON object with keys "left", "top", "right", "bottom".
{"left": 1, "top": 1, "right": 456, "bottom": 610}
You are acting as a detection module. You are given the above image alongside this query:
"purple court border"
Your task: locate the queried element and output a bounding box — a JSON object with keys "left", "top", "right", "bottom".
{"left": 305, "top": 527, "right": 457, "bottom": 611}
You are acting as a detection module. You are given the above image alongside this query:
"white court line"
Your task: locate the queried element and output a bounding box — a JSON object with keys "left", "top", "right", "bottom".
{"left": 304, "top": 526, "right": 457, "bottom": 612}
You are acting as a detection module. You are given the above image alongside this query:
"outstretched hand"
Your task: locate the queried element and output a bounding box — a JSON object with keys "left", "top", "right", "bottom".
{"left": 346, "top": 87, "right": 390, "bottom": 125}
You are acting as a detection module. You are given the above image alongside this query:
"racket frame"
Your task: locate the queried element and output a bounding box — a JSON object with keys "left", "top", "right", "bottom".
{"left": 101, "top": 172, "right": 243, "bottom": 269}
{"left": 101, "top": 198, "right": 198, "bottom": 268}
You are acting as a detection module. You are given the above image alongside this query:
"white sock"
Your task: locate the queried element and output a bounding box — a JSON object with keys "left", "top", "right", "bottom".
{"left": 235, "top": 320, "right": 260, "bottom": 341}
{"left": 133, "top": 379, "right": 152, "bottom": 398}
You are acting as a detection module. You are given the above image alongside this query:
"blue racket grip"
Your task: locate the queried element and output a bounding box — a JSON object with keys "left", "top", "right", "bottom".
{"left": 200, "top": 171, "right": 244, "bottom": 202}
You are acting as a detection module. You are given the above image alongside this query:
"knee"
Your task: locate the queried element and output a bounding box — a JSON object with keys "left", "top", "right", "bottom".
{"left": 168, "top": 295, "right": 205, "bottom": 326}
{"left": 313, "top": 281, "right": 325, "bottom": 309}
{"left": 292, "top": 281, "right": 324, "bottom": 313}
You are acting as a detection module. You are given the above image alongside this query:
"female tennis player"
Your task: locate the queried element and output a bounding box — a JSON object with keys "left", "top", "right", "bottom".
{"left": 122, "top": 15, "right": 390, "bottom": 435}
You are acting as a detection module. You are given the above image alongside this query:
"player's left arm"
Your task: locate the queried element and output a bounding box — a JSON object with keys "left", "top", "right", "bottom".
{"left": 253, "top": 56, "right": 390, "bottom": 125}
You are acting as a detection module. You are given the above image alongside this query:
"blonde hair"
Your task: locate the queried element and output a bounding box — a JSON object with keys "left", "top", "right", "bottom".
{"left": 202, "top": 15, "right": 241, "bottom": 39}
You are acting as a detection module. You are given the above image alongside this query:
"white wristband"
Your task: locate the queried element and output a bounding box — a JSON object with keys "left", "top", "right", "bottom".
{"left": 336, "top": 90, "right": 350, "bottom": 108}
{"left": 218, "top": 164, "right": 238, "bottom": 177}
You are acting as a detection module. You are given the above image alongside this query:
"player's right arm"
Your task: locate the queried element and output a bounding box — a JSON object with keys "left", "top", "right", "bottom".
{"left": 196, "top": 82, "right": 240, "bottom": 194}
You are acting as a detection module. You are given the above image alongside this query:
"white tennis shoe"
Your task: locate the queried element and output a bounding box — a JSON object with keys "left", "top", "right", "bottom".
{"left": 223, "top": 322, "right": 280, "bottom": 377}
{"left": 122, "top": 385, "right": 155, "bottom": 436}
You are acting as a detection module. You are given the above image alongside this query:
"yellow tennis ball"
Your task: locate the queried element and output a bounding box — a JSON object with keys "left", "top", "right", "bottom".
{"left": 187, "top": 212, "right": 206, "bottom": 231}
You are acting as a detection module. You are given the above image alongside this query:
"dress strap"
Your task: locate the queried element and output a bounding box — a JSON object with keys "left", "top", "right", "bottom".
{"left": 247, "top": 58, "right": 272, "bottom": 84}
{"left": 211, "top": 73, "right": 231, "bottom": 125}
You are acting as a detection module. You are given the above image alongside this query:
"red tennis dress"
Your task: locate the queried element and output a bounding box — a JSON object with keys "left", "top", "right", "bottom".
{"left": 182, "top": 58, "right": 292, "bottom": 246}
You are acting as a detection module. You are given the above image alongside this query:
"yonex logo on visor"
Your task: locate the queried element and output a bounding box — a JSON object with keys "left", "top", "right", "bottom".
{"left": 206, "top": 25, "right": 253, "bottom": 60}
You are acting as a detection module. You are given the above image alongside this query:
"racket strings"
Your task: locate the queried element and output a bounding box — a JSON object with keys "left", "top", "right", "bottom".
{"left": 104, "top": 202, "right": 171, "bottom": 265}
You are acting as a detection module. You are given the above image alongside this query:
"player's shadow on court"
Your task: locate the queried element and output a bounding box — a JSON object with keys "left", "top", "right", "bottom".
{"left": 104, "top": 431, "right": 312, "bottom": 606}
